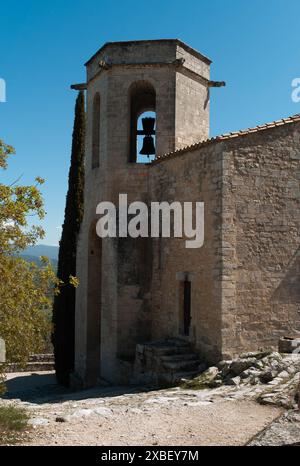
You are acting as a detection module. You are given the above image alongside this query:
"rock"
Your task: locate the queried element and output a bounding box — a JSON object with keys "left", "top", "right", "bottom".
{"left": 182, "top": 366, "right": 219, "bottom": 389}
{"left": 267, "top": 379, "right": 281, "bottom": 386}
{"left": 255, "top": 360, "right": 265, "bottom": 369}
{"left": 269, "top": 360, "right": 280, "bottom": 370}
{"left": 30, "top": 417, "right": 49, "bottom": 426}
{"left": 225, "top": 376, "right": 241, "bottom": 386}
{"left": 220, "top": 366, "right": 232, "bottom": 378}
{"left": 287, "top": 366, "right": 296, "bottom": 375}
{"left": 249, "top": 410, "right": 300, "bottom": 446}
{"left": 259, "top": 370, "right": 277, "bottom": 384}
{"left": 93, "top": 407, "right": 113, "bottom": 417}
{"left": 257, "top": 372, "right": 299, "bottom": 409}
{"left": 217, "top": 360, "right": 235, "bottom": 378}
{"left": 208, "top": 378, "right": 223, "bottom": 388}
{"left": 203, "top": 366, "right": 219, "bottom": 378}
{"left": 217, "top": 360, "right": 232, "bottom": 371}
{"left": 240, "top": 351, "right": 271, "bottom": 360}
{"left": 250, "top": 377, "right": 260, "bottom": 386}
{"left": 69, "top": 408, "right": 93, "bottom": 419}
{"left": 183, "top": 351, "right": 300, "bottom": 408}
{"left": 288, "top": 411, "right": 300, "bottom": 423}
{"left": 268, "top": 352, "right": 283, "bottom": 362}
{"left": 240, "top": 367, "right": 260, "bottom": 379}
{"left": 276, "top": 370, "right": 290, "bottom": 380}
{"left": 55, "top": 416, "right": 67, "bottom": 423}
{"left": 230, "top": 358, "right": 258, "bottom": 376}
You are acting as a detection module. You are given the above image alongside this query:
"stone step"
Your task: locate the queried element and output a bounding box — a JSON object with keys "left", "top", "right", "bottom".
{"left": 134, "top": 338, "right": 202, "bottom": 386}
{"left": 29, "top": 353, "right": 54, "bottom": 363}
{"left": 172, "top": 370, "right": 199, "bottom": 383}
{"left": 162, "top": 359, "right": 201, "bottom": 372}
{"left": 5, "top": 361, "right": 54, "bottom": 373}
{"left": 26, "top": 362, "right": 54, "bottom": 371}
{"left": 165, "top": 338, "right": 190, "bottom": 347}
{"left": 150, "top": 345, "right": 192, "bottom": 356}
{"left": 161, "top": 353, "right": 199, "bottom": 363}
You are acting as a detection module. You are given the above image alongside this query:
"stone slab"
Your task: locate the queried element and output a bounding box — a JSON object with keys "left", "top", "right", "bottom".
{"left": 0, "top": 338, "right": 6, "bottom": 363}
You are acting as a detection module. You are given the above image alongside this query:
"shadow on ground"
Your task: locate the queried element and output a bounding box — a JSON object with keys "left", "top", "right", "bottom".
{"left": 1, "top": 372, "right": 160, "bottom": 405}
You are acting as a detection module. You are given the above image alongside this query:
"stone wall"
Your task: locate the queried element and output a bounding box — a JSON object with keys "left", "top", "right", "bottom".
{"left": 75, "top": 40, "right": 300, "bottom": 386}
{"left": 75, "top": 40, "right": 211, "bottom": 384}
{"left": 221, "top": 122, "right": 300, "bottom": 357}
{"left": 149, "top": 143, "right": 223, "bottom": 363}
{"left": 147, "top": 121, "right": 300, "bottom": 363}
{"left": 175, "top": 71, "right": 209, "bottom": 149}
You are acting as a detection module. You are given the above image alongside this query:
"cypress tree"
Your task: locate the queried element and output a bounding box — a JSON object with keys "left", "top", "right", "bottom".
{"left": 52, "top": 91, "right": 85, "bottom": 386}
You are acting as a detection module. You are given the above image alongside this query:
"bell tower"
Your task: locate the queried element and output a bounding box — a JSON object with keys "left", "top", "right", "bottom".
{"left": 83, "top": 39, "right": 213, "bottom": 168}
{"left": 73, "top": 39, "right": 221, "bottom": 386}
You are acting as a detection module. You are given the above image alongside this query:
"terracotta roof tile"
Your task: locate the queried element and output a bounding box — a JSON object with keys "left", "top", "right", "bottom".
{"left": 152, "top": 114, "right": 300, "bottom": 165}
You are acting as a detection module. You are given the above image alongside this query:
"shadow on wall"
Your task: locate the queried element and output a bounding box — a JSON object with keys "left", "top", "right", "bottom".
{"left": 272, "top": 245, "right": 300, "bottom": 332}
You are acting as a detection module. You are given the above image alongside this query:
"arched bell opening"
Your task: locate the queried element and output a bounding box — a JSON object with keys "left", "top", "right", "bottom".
{"left": 128, "top": 81, "right": 156, "bottom": 164}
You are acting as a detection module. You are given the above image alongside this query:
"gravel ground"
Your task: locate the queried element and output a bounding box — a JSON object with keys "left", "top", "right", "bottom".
{"left": 0, "top": 371, "right": 282, "bottom": 446}
{"left": 249, "top": 410, "right": 300, "bottom": 446}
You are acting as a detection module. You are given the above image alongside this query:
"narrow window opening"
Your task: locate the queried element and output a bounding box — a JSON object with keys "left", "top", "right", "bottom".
{"left": 183, "top": 280, "right": 192, "bottom": 336}
{"left": 92, "top": 93, "right": 100, "bottom": 169}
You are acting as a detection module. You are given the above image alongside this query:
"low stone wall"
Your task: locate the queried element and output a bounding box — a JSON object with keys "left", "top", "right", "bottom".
{"left": 4, "top": 354, "right": 54, "bottom": 373}
{"left": 278, "top": 336, "right": 300, "bottom": 354}
{"left": 182, "top": 351, "right": 300, "bottom": 410}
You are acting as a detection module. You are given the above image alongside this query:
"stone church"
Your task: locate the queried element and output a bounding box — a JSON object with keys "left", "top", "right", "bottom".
{"left": 71, "top": 39, "right": 300, "bottom": 387}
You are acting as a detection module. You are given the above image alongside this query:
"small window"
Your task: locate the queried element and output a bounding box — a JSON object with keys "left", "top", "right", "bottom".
{"left": 178, "top": 275, "right": 192, "bottom": 337}
{"left": 92, "top": 93, "right": 100, "bottom": 169}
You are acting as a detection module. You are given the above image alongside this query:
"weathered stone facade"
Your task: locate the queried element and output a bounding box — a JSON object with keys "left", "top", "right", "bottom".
{"left": 73, "top": 39, "right": 300, "bottom": 386}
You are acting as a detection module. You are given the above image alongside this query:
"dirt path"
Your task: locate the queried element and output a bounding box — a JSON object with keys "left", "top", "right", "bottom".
{"left": 1, "top": 372, "right": 282, "bottom": 446}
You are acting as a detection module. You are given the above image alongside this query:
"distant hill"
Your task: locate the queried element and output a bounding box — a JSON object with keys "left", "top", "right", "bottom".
{"left": 20, "top": 254, "right": 58, "bottom": 270}
{"left": 21, "top": 245, "right": 59, "bottom": 260}
{"left": 19, "top": 245, "right": 59, "bottom": 270}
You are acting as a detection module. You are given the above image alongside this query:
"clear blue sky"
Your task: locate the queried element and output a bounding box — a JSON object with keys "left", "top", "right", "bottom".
{"left": 1, "top": 0, "right": 300, "bottom": 245}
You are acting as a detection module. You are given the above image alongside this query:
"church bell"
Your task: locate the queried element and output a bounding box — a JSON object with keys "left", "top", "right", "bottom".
{"left": 138, "top": 117, "right": 156, "bottom": 156}
{"left": 140, "top": 136, "right": 156, "bottom": 156}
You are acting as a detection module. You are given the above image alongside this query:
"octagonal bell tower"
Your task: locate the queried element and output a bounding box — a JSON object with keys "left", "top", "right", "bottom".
{"left": 73, "top": 39, "right": 215, "bottom": 387}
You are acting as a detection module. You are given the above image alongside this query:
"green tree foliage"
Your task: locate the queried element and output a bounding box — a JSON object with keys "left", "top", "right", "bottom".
{"left": 0, "top": 140, "right": 58, "bottom": 393}
{"left": 52, "top": 91, "right": 85, "bottom": 386}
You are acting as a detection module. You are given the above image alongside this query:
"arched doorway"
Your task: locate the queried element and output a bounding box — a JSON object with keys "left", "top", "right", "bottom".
{"left": 86, "top": 222, "right": 102, "bottom": 386}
